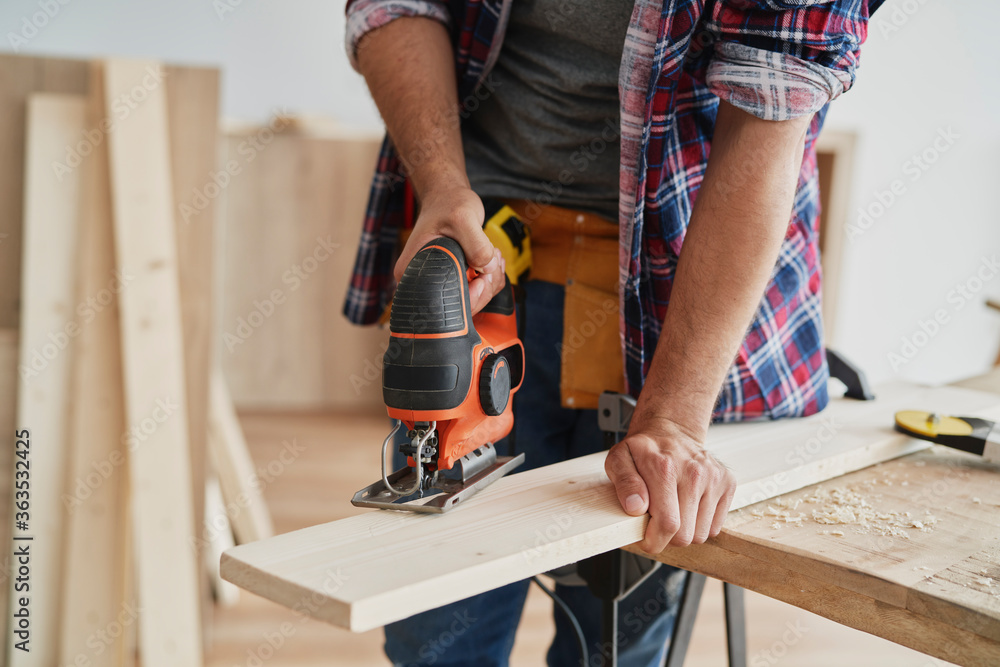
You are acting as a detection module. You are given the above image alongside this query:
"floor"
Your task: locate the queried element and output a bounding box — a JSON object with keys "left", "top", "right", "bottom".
{"left": 205, "top": 410, "right": 953, "bottom": 667}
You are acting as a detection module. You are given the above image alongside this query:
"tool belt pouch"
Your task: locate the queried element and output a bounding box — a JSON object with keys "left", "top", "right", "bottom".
{"left": 561, "top": 280, "right": 624, "bottom": 409}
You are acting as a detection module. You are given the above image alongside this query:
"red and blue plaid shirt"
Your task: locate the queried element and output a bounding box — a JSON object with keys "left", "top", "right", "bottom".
{"left": 343, "top": 0, "right": 881, "bottom": 422}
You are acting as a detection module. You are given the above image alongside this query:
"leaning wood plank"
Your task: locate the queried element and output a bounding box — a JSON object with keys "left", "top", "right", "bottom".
{"left": 9, "top": 93, "right": 86, "bottom": 666}
{"left": 221, "top": 381, "right": 1000, "bottom": 633}
{"left": 59, "top": 66, "right": 132, "bottom": 667}
{"left": 164, "top": 65, "right": 220, "bottom": 638}
{"left": 0, "top": 55, "right": 90, "bottom": 331}
{"left": 104, "top": 59, "right": 202, "bottom": 667}
{"left": 207, "top": 370, "right": 274, "bottom": 544}
{"left": 204, "top": 476, "right": 240, "bottom": 606}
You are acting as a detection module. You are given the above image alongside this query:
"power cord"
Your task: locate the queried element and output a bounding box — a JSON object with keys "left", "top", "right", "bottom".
{"left": 531, "top": 575, "right": 589, "bottom": 667}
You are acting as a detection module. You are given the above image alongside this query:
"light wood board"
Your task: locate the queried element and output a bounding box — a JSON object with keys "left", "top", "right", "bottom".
{"left": 207, "top": 370, "right": 273, "bottom": 544}
{"left": 204, "top": 476, "right": 240, "bottom": 607}
{"left": 58, "top": 67, "right": 134, "bottom": 667}
{"left": 104, "top": 59, "right": 202, "bottom": 667}
{"left": 163, "top": 61, "right": 220, "bottom": 644}
{"left": 9, "top": 93, "right": 86, "bottom": 666}
{"left": 218, "top": 126, "right": 386, "bottom": 410}
{"left": 0, "top": 55, "right": 90, "bottom": 331}
{"left": 221, "top": 381, "right": 1000, "bottom": 633}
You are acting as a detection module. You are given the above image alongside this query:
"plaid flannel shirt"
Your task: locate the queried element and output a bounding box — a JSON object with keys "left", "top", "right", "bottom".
{"left": 343, "top": 0, "right": 881, "bottom": 422}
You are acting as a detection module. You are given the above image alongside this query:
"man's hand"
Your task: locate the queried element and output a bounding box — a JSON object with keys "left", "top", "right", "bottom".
{"left": 394, "top": 186, "right": 505, "bottom": 314}
{"left": 605, "top": 418, "right": 735, "bottom": 553}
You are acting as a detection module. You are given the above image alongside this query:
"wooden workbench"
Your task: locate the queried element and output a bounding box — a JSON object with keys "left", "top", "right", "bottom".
{"left": 639, "top": 367, "right": 1000, "bottom": 666}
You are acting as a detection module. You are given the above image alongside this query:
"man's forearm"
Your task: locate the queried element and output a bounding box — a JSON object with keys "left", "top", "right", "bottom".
{"left": 356, "top": 17, "right": 467, "bottom": 199}
{"left": 355, "top": 16, "right": 504, "bottom": 309}
{"left": 633, "top": 101, "right": 814, "bottom": 439}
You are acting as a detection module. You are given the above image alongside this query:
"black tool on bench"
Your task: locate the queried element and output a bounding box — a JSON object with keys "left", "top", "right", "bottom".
{"left": 577, "top": 349, "right": 874, "bottom": 667}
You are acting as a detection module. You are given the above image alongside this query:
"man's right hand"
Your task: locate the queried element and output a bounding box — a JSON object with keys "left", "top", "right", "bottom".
{"left": 394, "top": 186, "right": 506, "bottom": 314}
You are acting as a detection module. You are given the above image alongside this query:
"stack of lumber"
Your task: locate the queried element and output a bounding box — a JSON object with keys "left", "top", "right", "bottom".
{"left": 0, "top": 54, "right": 270, "bottom": 667}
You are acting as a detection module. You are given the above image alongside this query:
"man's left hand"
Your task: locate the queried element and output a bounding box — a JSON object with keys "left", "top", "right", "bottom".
{"left": 604, "top": 418, "right": 736, "bottom": 553}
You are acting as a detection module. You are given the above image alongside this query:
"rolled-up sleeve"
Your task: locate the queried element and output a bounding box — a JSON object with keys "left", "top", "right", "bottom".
{"left": 701, "top": 0, "right": 881, "bottom": 120}
{"left": 345, "top": 0, "right": 452, "bottom": 71}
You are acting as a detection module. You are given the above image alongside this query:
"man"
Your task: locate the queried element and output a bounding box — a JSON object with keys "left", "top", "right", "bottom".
{"left": 343, "top": 0, "right": 880, "bottom": 664}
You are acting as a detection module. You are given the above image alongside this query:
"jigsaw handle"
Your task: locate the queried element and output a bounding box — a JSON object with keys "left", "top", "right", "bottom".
{"left": 389, "top": 237, "right": 470, "bottom": 337}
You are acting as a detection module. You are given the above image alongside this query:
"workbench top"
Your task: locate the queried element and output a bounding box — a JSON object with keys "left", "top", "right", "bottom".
{"left": 642, "top": 368, "right": 1000, "bottom": 667}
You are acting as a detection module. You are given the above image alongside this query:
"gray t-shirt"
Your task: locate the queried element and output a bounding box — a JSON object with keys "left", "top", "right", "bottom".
{"left": 461, "top": 0, "right": 633, "bottom": 223}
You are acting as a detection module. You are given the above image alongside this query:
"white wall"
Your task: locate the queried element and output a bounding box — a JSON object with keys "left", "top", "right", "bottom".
{"left": 825, "top": 1, "right": 1000, "bottom": 385}
{"left": 3, "top": 0, "right": 997, "bottom": 386}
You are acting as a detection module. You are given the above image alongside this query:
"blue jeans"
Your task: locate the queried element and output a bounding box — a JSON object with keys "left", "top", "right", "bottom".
{"left": 385, "top": 280, "right": 686, "bottom": 667}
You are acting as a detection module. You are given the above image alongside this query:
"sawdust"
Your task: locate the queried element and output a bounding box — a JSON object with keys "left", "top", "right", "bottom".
{"left": 752, "top": 482, "right": 939, "bottom": 538}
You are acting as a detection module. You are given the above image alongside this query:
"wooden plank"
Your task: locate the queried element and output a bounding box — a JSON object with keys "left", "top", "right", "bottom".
{"left": 103, "top": 59, "right": 202, "bottom": 667}
{"left": 207, "top": 370, "right": 273, "bottom": 544}
{"left": 8, "top": 93, "right": 86, "bottom": 665}
{"left": 163, "top": 62, "right": 220, "bottom": 646}
{"left": 58, "top": 65, "right": 134, "bottom": 667}
{"left": 0, "top": 55, "right": 90, "bottom": 331}
{"left": 204, "top": 477, "right": 240, "bottom": 607}
{"left": 218, "top": 126, "right": 386, "bottom": 410}
{"left": 221, "top": 381, "right": 1000, "bottom": 633}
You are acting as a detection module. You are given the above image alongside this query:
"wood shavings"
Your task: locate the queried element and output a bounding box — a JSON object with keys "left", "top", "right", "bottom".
{"left": 820, "top": 530, "right": 845, "bottom": 537}
{"left": 767, "top": 484, "right": 942, "bottom": 538}
{"left": 760, "top": 501, "right": 807, "bottom": 529}
{"left": 976, "top": 577, "right": 993, "bottom": 587}
{"left": 972, "top": 497, "right": 982, "bottom": 504}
